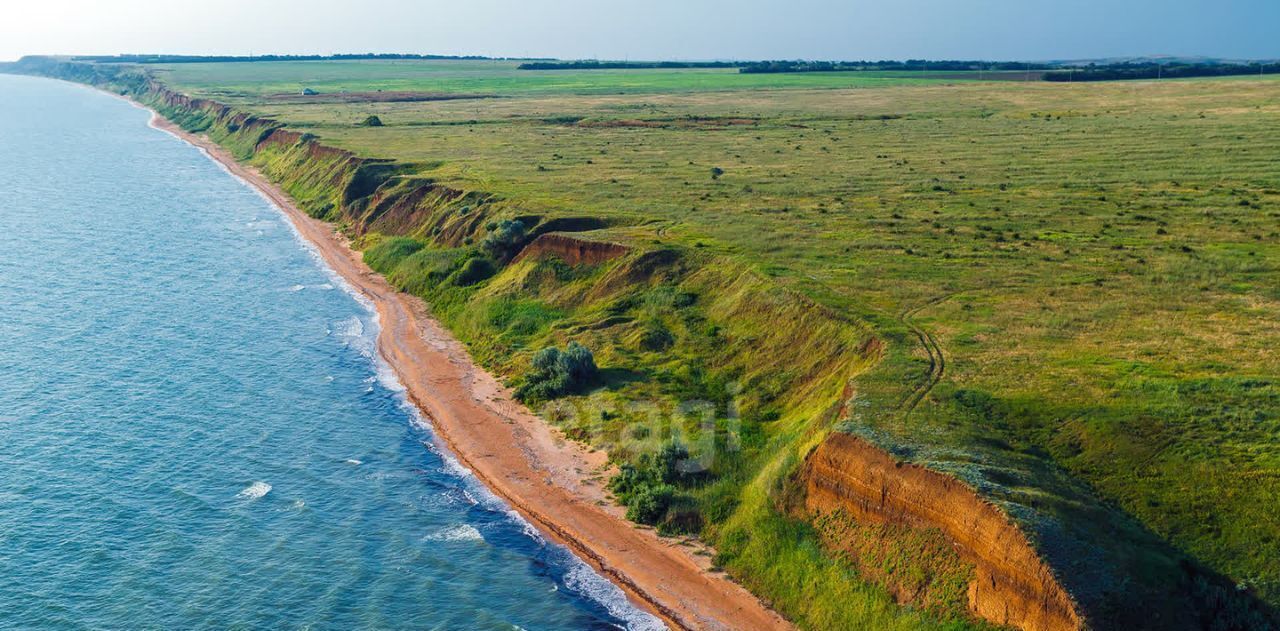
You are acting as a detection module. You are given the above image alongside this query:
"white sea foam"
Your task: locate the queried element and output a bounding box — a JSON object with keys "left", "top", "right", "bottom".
{"left": 237, "top": 481, "right": 272, "bottom": 500}
{"left": 287, "top": 283, "right": 333, "bottom": 292}
{"left": 344, "top": 458, "right": 363, "bottom": 466}
{"left": 333, "top": 315, "right": 364, "bottom": 340}
{"left": 423, "top": 524, "right": 484, "bottom": 543}
{"left": 459, "top": 489, "right": 480, "bottom": 507}
{"left": 434, "top": 447, "right": 478, "bottom": 484}
{"left": 244, "top": 218, "right": 276, "bottom": 230}
{"left": 334, "top": 314, "right": 398, "bottom": 394}
{"left": 564, "top": 560, "right": 666, "bottom": 631}
{"left": 372, "top": 360, "right": 405, "bottom": 394}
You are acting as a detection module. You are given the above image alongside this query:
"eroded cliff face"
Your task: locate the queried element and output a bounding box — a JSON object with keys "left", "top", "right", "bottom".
{"left": 514, "top": 233, "right": 629, "bottom": 266}
{"left": 803, "top": 433, "right": 1084, "bottom": 631}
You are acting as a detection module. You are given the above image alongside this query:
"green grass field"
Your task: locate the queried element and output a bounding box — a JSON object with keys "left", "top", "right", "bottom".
{"left": 72, "top": 59, "right": 1280, "bottom": 628}
{"left": 154, "top": 59, "right": 965, "bottom": 100}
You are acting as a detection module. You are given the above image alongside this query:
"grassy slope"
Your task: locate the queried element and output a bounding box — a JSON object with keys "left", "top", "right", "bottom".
{"left": 62, "top": 59, "right": 1280, "bottom": 627}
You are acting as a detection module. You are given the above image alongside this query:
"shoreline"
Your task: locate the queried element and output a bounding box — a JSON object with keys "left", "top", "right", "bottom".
{"left": 144, "top": 110, "right": 792, "bottom": 630}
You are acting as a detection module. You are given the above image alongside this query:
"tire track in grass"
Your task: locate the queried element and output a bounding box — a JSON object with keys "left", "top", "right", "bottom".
{"left": 898, "top": 294, "right": 953, "bottom": 419}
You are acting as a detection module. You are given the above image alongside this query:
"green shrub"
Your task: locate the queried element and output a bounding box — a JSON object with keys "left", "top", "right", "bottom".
{"left": 627, "top": 484, "right": 675, "bottom": 523}
{"left": 359, "top": 115, "right": 384, "bottom": 127}
{"left": 514, "top": 341, "right": 598, "bottom": 402}
{"left": 560, "top": 341, "right": 597, "bottom": 383}
{"left": 609, "top": 441, "right": 704, "bottom": 530}
{"left": 638, "top": 320, "right": 675, "bottom": 351}
{"left": 481, "top": 219, "right": 527, "bottom": 259}
{"left": 451, "top": 256, "right": 495, "bottom": 286}
{"left": 654, "top": 440, "right": 695, "bottom": 483}
{"left": 609, "top": 462, "right": 647, "bottom": 497}
{"left": 659, "top": 499, "right": 705, "bottom": 535}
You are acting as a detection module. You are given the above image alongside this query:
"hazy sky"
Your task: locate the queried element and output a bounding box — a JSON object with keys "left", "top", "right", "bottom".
{"left": 2, "top": 0, "right": 1277, "bottom": 62}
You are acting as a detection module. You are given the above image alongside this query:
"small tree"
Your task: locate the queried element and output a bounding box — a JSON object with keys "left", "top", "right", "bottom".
{"left": 359, "top": 115, "right": 383, "bottom": 127}
{"left": 710, "top": 166, "right": 725, "bottom": 180}
{"left": 480, "top": 219, "right": 527, "bottom": 259}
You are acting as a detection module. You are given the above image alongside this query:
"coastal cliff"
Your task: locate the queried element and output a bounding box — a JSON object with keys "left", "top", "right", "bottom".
{"left": 803, "top": 434, "right": 1082, "bottom": 631}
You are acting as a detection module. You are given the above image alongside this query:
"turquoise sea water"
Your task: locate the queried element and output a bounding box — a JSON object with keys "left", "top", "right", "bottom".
{"left": 0, "top": 75, "right": 662, "bottom": 630}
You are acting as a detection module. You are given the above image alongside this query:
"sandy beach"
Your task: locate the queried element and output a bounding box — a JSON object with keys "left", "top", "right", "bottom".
{"left": 146, "top": 112, "right": 791, "bottom": 631}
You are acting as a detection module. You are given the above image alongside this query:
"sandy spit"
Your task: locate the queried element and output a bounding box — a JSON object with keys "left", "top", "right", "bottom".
{"left": 144, "top": 110, "right": 792, "bottom": 631}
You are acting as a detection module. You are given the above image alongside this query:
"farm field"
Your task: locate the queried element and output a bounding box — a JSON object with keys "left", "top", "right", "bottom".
{"left": 127, "top": 60, "right": 1280, "bottom": 627}
{"left": 153, "top": 59, "right": 950, "bottom": 101}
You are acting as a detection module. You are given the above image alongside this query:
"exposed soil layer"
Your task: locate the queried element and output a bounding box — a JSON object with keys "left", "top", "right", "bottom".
{"left": 802, "top": 433, "right": 1083, "bottom": 631}
{"left": 514, "top": 233, "right": 630, "bottom": 266}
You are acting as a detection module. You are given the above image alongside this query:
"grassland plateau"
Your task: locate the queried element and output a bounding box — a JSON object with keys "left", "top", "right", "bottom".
{"left": 5, "top": 56, "right": 1276, "bottom": 630}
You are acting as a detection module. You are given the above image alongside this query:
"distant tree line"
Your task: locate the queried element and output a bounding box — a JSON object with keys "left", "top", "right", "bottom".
{"left": 738, "top": 59, "right": 1038, "bottom": 73}
{"left": 518, "top": 59, "right": 1039, "bottom": 72}
{"left": 1044, "top": 62, "right": 1280, "bottom": 82}
{"left": 69, "top": 53, "right": 546, "bottom": 64}
{"left": 517, "top": 60, "right": 740, "bottom": 70}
